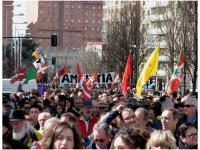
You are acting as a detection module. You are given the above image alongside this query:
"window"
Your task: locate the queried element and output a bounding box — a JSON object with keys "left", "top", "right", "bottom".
{"left": 71, "top": 19, "right": 74, "bottom": 23}
{"left": 92, "top": 20, "right": 95, "bottom": 23}
{"left": 72, "top": 4, "right": 75, "bottom": 8}
{"left": 85, "top": 13, "right": 89, "bottom": 16}
{"left": 85, "top": 27, "right": 87, "bottom": 30}
{"left": 78, "top": 5, "right": 81, "bottom": 8}
{"left": 92, "top": 13, "right": 96, "bottom": 17}
{"left": 85, "top": 20, "right": 88, "bottom": 23}
{"left": 78, "top": 19, "right": 81, "bottom": 23}
{"left": 92, "top": 27, "right": 94, "bottom": 31}
{"left": 66, "top": 12, "right": 70, "bottom": 15}
{"left": 66, "top": 4, "right": 69, "bottom": 8}
{"left": 92, "top": 6, "right": 96, "bottom": 10}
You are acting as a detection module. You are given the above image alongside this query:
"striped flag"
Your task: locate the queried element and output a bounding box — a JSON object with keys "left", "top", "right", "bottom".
{"left": 32, "top": 48, "right": 43, "bottom": 59}
{"left": 77, "top": 64, "right": 91, "bottom": 101}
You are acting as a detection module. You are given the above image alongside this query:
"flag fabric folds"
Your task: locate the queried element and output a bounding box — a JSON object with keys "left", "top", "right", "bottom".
{"left": 59, "top": 66, "right": 67, "bottom": 76}
{"left": 112, "top": 73, "right": 120, "bottom": 84}
{"left": 33, "top": 57, "right": 45, "bottom": 69}
{"left": 86, "top": 72, "right": 98, "bottom": 89}
{"left": 136, "top": 45, "right": 160, "bottom": 97}
{"left": 167, "top": 49, "right": 184, "bottom": 94}
{"left": 121, "top": 53, "right": 133, "bottom": 96}
{"left": 23, "top": 68, "right": 37, "bottom": 84}
{"left": 32, "top": 48, "right": 43, "bottom": 59}
{"left": 10, "top": 69, "right": 26, "bottom": 84}
{"left": 77, "top": 64, "right": 91, "bottom": 101}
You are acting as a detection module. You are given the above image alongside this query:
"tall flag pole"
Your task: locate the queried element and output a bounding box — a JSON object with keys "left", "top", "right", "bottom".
{"left": 121, "top": 52, "right": 133, "bottom": 96}
{"left": 167, "top": 49, "right": 184, "bottom": 95}
{"left": 136, "top": 44, "right": 160, "bottom": 97}
{"left": 77, "top": 64, "right": 91, "bottom": 101}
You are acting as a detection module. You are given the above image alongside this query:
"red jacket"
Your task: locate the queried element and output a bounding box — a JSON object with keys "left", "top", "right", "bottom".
{"left": 77, "top": 116, "right": 98, "bottom": 138}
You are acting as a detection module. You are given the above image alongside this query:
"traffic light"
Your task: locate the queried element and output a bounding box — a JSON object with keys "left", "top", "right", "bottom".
{"left": 51, "top": 35, "right": 57, "bottom": 47}
{"left": 52, "top": 57, "right": 56, "bottom": 65}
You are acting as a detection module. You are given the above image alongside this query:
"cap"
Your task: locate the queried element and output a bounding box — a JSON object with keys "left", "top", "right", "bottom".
{"left": 83, "top": 101, "right": 92, "bottom": 108}
{"left": 9, "top": 109, "right": 25, "bottom": 121}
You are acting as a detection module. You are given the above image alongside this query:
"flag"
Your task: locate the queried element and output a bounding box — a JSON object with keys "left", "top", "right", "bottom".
{"left": 86, "top": 72, "right": 98, "bottom": 89}
{"left": 59, "top": 66, "right": 67, "bottom": 76}
{"left": 167, "top": 49, "right": 184, "bottom": 94}
{"left": 52, "top": 72, "right": 59, "bottom": 84}
{"left": 112, "top": 73, "right": 120, "bottom": 84}
{"left": 37, "top": 64, "right": 48, "bottom": 74}
{"left": 136, "top": 45, "right": 160, "bottom": 96}
{"left": 32, "top": 48, "right": 43, "bottom": 59}
{"left": 23, "top": 68, "right": 37, "bottom": 84}
{"left": 33, "top": 57, "right": 45, "bottom": 70}
{"left": 10, "top": 69, "right": 26, "bottom": 84}
{"left": 121, "top": 53, "right": 133, "bottom": 96}
{"left": 77, "top": 64, "right": 91, "bottom": 101}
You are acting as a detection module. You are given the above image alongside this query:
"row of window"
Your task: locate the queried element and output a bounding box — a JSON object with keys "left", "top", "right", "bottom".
{"left": 65, "top": 19, "right": 101, "bottom": 25}
{"left": 66, "top": 4, "right": 102, "bottom": 10}
{"left": 65, "top": 11, "right": 101, "bottom": 17}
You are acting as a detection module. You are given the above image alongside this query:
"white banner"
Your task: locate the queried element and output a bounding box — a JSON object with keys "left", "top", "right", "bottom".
{"left": 60, "top": 72, "right": 115, "bottom": 87}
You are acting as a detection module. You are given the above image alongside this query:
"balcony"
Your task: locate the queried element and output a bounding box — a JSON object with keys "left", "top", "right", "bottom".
{"left": 147, "top": 27, "right": 167, "bottom": 35}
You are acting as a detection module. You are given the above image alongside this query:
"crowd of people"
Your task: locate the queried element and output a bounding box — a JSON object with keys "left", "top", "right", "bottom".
{"left": 3, "top": 85, "right": 198, "bottom": 149}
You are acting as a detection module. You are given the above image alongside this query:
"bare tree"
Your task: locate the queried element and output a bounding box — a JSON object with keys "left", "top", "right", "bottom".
{"left": 102, "top": 1, "right": 147, "bottom": 87}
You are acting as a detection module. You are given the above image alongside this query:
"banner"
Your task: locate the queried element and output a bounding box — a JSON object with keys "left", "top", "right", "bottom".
{"left": 60, "top": 72, "right": 115, "bottom": 87}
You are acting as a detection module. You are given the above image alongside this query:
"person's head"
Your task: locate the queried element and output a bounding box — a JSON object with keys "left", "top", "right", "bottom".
{"left": 118, "top": 94, "right": 127, "bottom": 106}
{"left": 177, "top": 123, "right": 197, "bottom": 148}
{"left": 74, "top": 96, "right": 83, "bottom": 109}
{"left": 92, "top": 99, "right": 100, "bottom": 117}
{"left": 181, "top": 96, "right": 197, "bottom": 117}
{"left": 121, "top": 108, "right": 136, "bottom": 127}
{"left": 9, "top": 109, "right": 28, "bottom": 140}
{"left": 29, "top": 104, "right": 42, "bottom": 122}
{"left": 43, "top": 117, "right": 60, "bottom": 134}
{"left": 135, "top": 107, "right": 149, "bottom": 129}
{"left": 60, "top": 112, "right": 77, "bottom": 123}
{"left": 43, "top": 91, "right": 49, "bottom": 100}
{"left": 23, "top": 101, "right": 31, "bottom": 114}
{"left": 110, "top": 127, "right": 146, "bottom": 149}
{"left": 43, "top": 122, "right": 83, "bottom": 149}
{"left": 146, "top": 130, "right": 176, "bottom": 149}
{"left": 56, "top": 104, "right": 63, "bottom": 114}
{"left": 161, "top": 108, "right": 179, "bottom": 133}
{"left": 16, "top": 92, "right": 24, "bottom": 100}
{"left": 38, "top": 112, "right": 51, "bottom": 130}
{"left": 93, "top": 123, "right": 112, "bottom": 149}
{"left": 81, "top": 101, "right": 92, "bottom": 121}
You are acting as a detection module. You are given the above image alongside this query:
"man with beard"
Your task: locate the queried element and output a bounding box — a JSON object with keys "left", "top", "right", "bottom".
{"left": 77, "top": 100, "right": 98, "bottom": 146}
{"left": 9, "top": 109, "right": 43, "bottom": 148}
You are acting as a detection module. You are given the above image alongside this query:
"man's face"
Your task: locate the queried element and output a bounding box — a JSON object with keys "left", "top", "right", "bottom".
{"left": 38, "top": 114, "right": 48, "bottom": 129}
{"left": 183, "top": 127, "right": 197, "bottom": 147}
{"left": 122, "top": 111, "right": 136, "bottom": 127}
{"left": 11, "top": 120, "right": 27, "bottom": 140}
{"left": 183, "top": 101, "right": 196, "bottom": 116}
{"left": 92, "top": 101, "right": 100, "bottom": 116}
{"left": 135, "top": 111, "right": 146, "bottom": 129}
{"left": 23, "top": 104, "right": 30, "bottom": 113}
{"left": 74, "top": 99, "right": 83, "bottom": 109}
{"left": 93, "top": 128, "right": 110, "bottom": 149}
{"left": 81, "top": 107, "right": 92, "bottom": 121}
{"left": 161, "top": 110, "right": 178, "bottom": 133}
{"left": 29, "top": 108, "right": 40, "bottom": 122}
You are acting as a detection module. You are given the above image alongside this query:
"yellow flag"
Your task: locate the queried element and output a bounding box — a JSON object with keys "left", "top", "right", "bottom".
{"left": 136, "top": 45, "right": 160, "bottom": 96}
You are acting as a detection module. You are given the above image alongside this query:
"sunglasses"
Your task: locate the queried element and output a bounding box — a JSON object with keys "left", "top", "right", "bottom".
{"left": 184, "top": 104, "right": 194, "bottom": 108}
{"left": 99, "top": 107, "right": 106, "bottom": 110}
{"left": 24, "top": 107, "right": 30, "bottom": 109}
{"left": 186, "top": 132, "right": 197, "bottom": 138}
{"left": 94, "top": 139, "right": 104, "bottom": 143}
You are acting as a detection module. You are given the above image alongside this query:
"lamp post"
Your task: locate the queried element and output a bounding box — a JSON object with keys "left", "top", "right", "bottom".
{"left": 13, "top": 22, "right": 28, "bottom": 70}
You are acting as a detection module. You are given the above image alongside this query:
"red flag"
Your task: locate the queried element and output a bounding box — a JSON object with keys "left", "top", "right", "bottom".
{"left": 59, "top": 66, "right": 67, "bottom": 76}
{"left": 86, "top": 72, "right": 98, "bottom": 89}
{"left": 112, "top": 73, "right": 120, "bottom": 84}
{"left": 121, "top": 53, "right": 133, "bottom": 96}
{"left": 77, "top": 64, "right": 91, "bottom": 101}
{"left": 167, "top": 50, "right": 184, "bottom": 94}
{"left": 10, "top": 69, "right": 26, "bottom": 84}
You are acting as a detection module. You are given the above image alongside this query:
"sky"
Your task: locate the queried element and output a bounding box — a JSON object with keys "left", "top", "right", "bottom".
{"left": 13, "top": 0, "right": 38, "bottom": 36}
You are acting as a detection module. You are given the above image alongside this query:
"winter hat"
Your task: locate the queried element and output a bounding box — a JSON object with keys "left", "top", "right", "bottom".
{"left": 9, "top": 109, "right": 25, "bottom": 121}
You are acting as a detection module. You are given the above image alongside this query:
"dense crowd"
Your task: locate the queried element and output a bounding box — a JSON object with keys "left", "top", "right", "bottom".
{"left": 3, "top": 86, "right": 198, "bottom": 149}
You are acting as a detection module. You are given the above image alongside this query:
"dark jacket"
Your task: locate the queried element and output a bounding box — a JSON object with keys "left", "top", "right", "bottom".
{"left": 3, "top": 131, "right": 28, "bottom": 149}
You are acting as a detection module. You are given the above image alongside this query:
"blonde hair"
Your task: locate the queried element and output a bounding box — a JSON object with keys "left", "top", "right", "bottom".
{"left": 146, "top": 130, "right": 176, "bottom": 149}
